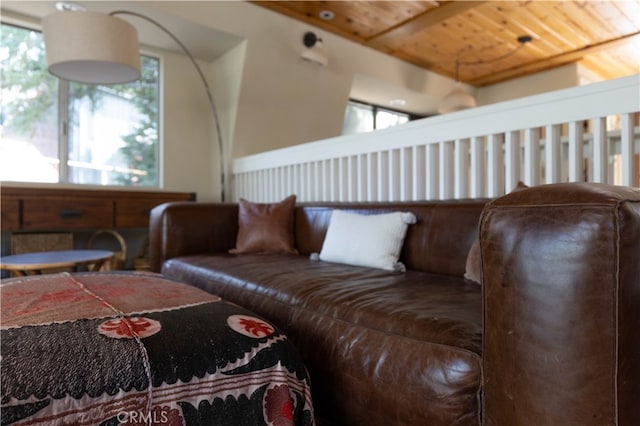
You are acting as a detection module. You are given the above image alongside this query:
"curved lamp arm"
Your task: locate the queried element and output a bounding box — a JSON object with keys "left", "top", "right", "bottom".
{"left": 110, "top": 11, "right": 226, "bottom": 202}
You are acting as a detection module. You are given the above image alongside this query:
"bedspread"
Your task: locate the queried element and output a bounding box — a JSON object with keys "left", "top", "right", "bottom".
{"left": 0, "top": 272, "right": 314, "bottom": 426}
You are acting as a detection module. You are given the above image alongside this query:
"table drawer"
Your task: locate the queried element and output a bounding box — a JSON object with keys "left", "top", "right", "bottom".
{"left": 22, "top": 198, "right": 114, "bottom": 230}
{"left": 1, "top": 198, "right": 20, "bottom": 230}
{"left": 115, "top": 199, "right": 165, "bottom": 228}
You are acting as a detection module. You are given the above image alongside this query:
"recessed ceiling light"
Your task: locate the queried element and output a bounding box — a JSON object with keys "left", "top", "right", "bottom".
{"left": 319, "top": 10, "right": 335, "bottom": 21}
{"left": 390, "top": 99, "right": 407, "bottom": 107}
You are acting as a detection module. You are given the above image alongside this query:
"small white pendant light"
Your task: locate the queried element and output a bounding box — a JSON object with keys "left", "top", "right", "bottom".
{"left": 439, "top": 35, "right": 533, "bottom": 114}
{"left": 438, "top": 82, "right": 477, "bottom": 114}
{"left": 438, "top": 60, "right": 476, "bottom": 114}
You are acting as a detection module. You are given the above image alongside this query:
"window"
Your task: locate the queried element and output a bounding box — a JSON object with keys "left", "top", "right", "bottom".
{"left": 342, "top": 100, "right": 412, "bottom": 135}
{"left": 1, "top": 23, "right": 159, "bottom": 186}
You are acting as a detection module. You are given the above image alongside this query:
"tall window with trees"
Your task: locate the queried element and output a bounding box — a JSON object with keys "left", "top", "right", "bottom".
{"left": 1, "top": 23, "right": 159, "bottom": 186}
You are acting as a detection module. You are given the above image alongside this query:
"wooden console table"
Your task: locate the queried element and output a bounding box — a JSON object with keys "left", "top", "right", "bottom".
{"left": 1, "top": 187, "right": 196, "bottom": 272}
{"left": 1, "top": 187, "right": 196, "bottom": 231}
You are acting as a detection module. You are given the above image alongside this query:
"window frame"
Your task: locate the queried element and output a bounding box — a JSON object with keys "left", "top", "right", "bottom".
{"left": 345, "top": 99, "right": 421, "bottom": 133}
{"left": 1, "top": 19, "right": 162, "bottom": 188}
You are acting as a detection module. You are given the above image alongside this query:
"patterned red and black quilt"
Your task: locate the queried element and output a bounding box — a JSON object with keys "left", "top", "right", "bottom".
{"left": 0, "top": 272, "right": 314, "bottom": 425}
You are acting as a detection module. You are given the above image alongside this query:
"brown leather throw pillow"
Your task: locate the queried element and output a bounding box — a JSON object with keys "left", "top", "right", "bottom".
{"left": 229, "top": 195, "right": 298, "bottom": 254}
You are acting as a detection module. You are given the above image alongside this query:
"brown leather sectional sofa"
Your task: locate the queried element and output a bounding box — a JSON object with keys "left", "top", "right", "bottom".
{"left": 149, "top": 182, "right": 640, "bottom": 425}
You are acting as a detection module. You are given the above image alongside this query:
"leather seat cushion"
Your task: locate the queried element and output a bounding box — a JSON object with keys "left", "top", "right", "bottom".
{"left": 162, "top": 253, "right": 482, "bottom": 354}
{"left": 162, "top": 253, "right": 482, "bottom": 424}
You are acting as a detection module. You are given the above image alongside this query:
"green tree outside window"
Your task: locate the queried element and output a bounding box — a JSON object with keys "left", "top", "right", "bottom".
{"left": 1, "top": 23, "right": 159, "bottom": 187}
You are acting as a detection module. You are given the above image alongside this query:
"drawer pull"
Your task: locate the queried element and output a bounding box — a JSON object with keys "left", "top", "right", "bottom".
{"left": 59, "top": 209, "right": 84, "bottom": 219}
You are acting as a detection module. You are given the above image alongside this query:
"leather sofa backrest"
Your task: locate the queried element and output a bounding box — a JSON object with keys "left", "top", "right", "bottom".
{"left": 149, "top": 199, "right": 488, "bottom": 275}
{"left": 294, "top": 199, "right": 489, "bottom": 276}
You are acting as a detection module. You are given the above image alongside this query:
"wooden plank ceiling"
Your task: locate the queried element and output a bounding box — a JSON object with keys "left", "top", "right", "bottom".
{"left": 253, "top": 0, "right": 640, "bottom": 87}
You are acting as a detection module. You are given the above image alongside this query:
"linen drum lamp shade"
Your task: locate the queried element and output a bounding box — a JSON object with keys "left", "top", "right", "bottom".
{"left": 42, "top": 11, "right": 141, "bottom": 84}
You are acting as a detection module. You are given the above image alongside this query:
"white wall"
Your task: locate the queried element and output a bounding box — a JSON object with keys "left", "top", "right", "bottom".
{"left": 2, "top": 1, "right": 592, "bottom": 203}
{"left": 209, "top": 41, "right": 248, "bottom": 201}
{"left": 144, "top": 1, "right": 475, "bottom": 201}
{"left": 476, "top": 64, "right": 581, "bottom": 105}
{"left": 144, "top": 1, "right": 463, "bottom": 156}
{"left": 163, "top": 39, "right": 248, "bottom": 202}
{"left": 159, "top": 49, "right": 216, "bottom": 200}
{"left": 148, "top": 2, "right": 592, "bottom": 193}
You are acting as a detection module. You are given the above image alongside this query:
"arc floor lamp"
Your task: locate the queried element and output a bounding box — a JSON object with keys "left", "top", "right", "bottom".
{"left": 42, "top": 8, "right": 227, "bottom": 202}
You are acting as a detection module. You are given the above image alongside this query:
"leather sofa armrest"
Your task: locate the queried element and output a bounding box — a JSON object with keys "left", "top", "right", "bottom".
{"left": 480, "top": 182, "right": 640, "bottom": 425}
{"left": 149, "top": 202, "right": 238, "bottom": 272}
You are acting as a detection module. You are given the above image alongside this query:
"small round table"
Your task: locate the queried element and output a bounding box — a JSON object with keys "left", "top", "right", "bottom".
{"left": 0, "top": 250, "right": 114, "bottom": 276}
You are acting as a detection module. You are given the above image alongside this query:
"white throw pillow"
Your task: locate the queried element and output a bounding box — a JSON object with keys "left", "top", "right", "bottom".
{"left": 314, "top": 210, "right": 417, "bottom": 271}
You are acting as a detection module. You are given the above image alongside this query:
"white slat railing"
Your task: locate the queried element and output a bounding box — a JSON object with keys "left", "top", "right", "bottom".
{"left": 233, "top": 75, "right": 640, "bottom": 202}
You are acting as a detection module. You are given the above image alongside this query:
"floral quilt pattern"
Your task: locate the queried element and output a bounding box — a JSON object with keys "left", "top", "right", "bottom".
{"left": 1, "top": 272, "right": 314, "bottom": 425}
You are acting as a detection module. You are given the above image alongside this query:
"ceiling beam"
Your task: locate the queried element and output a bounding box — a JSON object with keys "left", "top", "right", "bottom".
{"left": 366, "top": 1, "right": 487, "bottom": 49}
{"left": 470, "top": 31, "right": 640, "bottom": 86}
